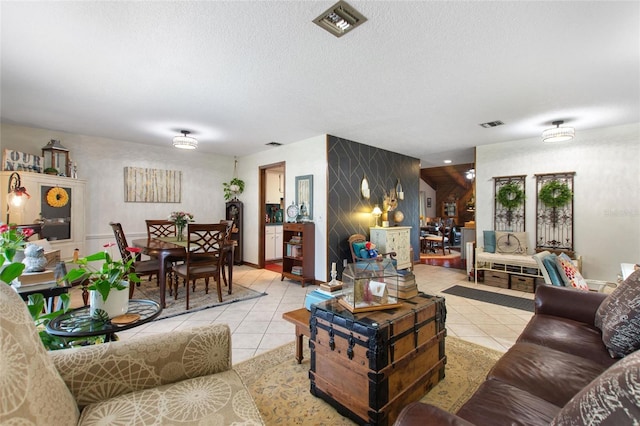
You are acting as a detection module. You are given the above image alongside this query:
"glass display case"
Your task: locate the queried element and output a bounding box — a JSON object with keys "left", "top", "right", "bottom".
{"left": 338, "top": 259, "right": 402, "bottom": 313}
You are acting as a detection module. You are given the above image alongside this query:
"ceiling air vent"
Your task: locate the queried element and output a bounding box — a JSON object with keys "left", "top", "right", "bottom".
{"left": 266, "top": 141, "right": 282, "bottom": 147}
{"left": 313, "top": 1, "right": 367, "bottom": 38}
{"left": 479, "top": 120, "right": 505, "bottom": 128}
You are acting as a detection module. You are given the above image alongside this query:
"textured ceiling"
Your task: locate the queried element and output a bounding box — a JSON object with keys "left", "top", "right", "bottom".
{"left": 1, "top": 1, "right": 638, "bottom": 167}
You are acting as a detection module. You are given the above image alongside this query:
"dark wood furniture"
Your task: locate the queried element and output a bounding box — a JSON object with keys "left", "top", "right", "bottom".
{"left": 282, "top": 308, "right": 310, "bottom": 364}
{"left": 225, "top": 201, "right": 243, "bottom": 265}
{"left": 131, "top": 238, "right": 186, "bottom": 309}
{"left": 281, "top": 222, "right": 314, "bottom": 287}
{"left": 145, "top": 219, "right": 176, "bottom": 238}
{"left": 46, "top": 299, "right": 161, "bottom": 345}
{"left": 172, "top": 223, "right": 227, "bottom": 310}
{"left": 109, "top": 222, "right": 161, "bottom": 299}
{"left": 309, "top": 294, "right": 447, "bottom": 425}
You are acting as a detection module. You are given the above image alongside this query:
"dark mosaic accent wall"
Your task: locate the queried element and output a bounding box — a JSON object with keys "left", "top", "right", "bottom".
{"left": 327, "top": 135, "right": 421, "bottom": 277}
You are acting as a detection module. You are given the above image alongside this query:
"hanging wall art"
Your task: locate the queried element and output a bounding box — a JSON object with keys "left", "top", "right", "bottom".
{"left": 124, "top": 167, "right": 182, "bottom": 203}
{"left": 535, "top": 172, "right": 575, "bottom": 255}
{"left": 494, "top": 175, "right": 526, "bottom": 232}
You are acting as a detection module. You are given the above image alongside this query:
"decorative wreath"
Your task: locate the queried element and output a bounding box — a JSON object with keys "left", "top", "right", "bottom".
{"left": 496, "top": 182, "right": 525, "bottom": 210}
{"left": 46, "top": 187, "right": 69, "bottom": 208}
{"left": 539, "top": 180, "right": 572, "bottom": 208}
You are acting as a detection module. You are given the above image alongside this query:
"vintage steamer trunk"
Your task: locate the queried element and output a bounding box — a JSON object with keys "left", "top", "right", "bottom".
{"left": 309, "top": 293, "right": 447, "bottom": 426}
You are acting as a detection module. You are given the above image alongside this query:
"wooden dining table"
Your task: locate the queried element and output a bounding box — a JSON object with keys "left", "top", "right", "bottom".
{"left": 131, "top": 237, "right": 234, "bottom": 309}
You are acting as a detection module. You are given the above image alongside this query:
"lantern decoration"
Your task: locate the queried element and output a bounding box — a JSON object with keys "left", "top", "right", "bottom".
{"left": 42, "top": 139, "right": 70, "bottom": 177}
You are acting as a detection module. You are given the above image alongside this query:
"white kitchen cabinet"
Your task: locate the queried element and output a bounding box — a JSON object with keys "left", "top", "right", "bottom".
{"left": 266, "top": 170, "right": 283, "bottom": 204}
{"left": 369, "top": 226, "right": 412, "bottom": 270}
{"left": 265, "top": 225, "right": 283, "bottom": 260}
{"left": 1, "top": 171, "right": 86, "bottom": 260}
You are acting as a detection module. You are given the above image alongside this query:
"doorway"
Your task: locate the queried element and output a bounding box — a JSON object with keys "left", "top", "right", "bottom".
{"left": 258, "top": 162, "right": 285, "bottom": 272}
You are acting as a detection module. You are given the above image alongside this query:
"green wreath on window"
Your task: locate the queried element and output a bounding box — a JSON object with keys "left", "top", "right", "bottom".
{"left": 496, "top": 182, "right": 525, "bottom": 210}
{"left": 539, "top": 180, "right": 572, "bottom": 208}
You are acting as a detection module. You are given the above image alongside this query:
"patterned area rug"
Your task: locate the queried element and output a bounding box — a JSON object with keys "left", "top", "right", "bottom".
{"left": 442, "top": 285, "right": 534, "bottom": 312}
{"left": 134, "top": 277, "right": 267, "bottom": 320}
{"left": 235, "top": 336, "right": 503, "bottom": 425}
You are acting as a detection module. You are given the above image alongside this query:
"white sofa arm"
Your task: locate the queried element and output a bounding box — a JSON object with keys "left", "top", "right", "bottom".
{"left": 49, "top": 324, "right": 231, "bottom": 409}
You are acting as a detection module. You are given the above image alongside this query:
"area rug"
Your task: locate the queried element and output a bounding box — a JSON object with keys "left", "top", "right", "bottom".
{"left": 442, "top": 285, "right": 534, "bottom": 312}
{"left": 235, "top": 336, "right": 503, "bottom": 425}
{"left": 133, "top": 277, "right": 267, "bottom": 320}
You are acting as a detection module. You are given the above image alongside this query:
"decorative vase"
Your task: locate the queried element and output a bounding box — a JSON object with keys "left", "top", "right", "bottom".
{"left": 176, "top": 223, "right": 185, "bottom": 241}
{"left": 90, "top": 282, "right": 129, "bottom": 319}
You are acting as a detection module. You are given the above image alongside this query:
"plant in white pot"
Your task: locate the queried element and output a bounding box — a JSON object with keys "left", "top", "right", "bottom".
{"left": 223, "top": 177, "right": 245, "bottom": 201}
{"left": 64, "top": 244, "right": 142, "bottom": 320}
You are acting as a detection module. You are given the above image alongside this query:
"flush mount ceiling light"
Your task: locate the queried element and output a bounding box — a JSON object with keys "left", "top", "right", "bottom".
{"left": 542, "top": 120, "right": 575, "bottom": 143}
{"left": 313, "top": 0, "right": 367, "bottom": 38}
{"left": 173, "top": 130, "right": 198, "bottom": 150}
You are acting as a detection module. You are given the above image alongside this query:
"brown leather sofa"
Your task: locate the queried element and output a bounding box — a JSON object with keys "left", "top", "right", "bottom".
{"left": 394, "top": 283, "right": 640, "bottom": 425}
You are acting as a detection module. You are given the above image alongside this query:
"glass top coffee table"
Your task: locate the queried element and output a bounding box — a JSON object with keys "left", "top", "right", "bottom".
{"left": 46, "top": 299, "right": 162, "bottom": 344}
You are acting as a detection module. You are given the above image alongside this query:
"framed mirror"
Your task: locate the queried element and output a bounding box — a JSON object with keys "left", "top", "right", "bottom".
{"left": 295, "top": 174, "right": 313, "bottom": 220}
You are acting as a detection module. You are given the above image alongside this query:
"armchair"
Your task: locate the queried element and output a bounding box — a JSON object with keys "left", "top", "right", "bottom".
{"left": 0, "top": 283, "right": 263, "bottom": 425}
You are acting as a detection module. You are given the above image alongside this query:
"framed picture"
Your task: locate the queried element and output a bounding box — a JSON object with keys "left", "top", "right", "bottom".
{"left": 427, "top": 197, "right": 432, "bottom": 208}
{"left": 295, "top": 174, "right": 313, "bottom": 220}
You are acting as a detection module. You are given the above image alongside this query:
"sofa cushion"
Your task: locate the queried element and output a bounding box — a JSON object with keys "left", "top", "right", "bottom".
{"left": 555, "top": 252, "right": 589, "bottom": 290}
{"left": 551, "top": 349, "right": 640, "bottom": 426}
{"left": 517, "top": 314, "right": 617, "bottom": 368}
{"left": 487, "top": 343, "right": 608, "bottom": 406}
{"left": 594, "top": 269, "right": 640, "bottom": 358}
{"left": 0, "top": 283, "right": 80, "bottom": 425}
{"left": 78, "top": 369, "right": 263, "bottom": 425}
{"left": 456, "top": 379, "right": 560, "bottom": 426}
{"left": 483, "top": 230, "right": 496, "bottom": 253}
{"left": 542, "top": 255, "right": 564, "bottom": 286}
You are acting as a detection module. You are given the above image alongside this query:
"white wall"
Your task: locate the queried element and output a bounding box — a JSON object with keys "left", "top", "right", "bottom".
{"left": 239, "top": 135, "right": 328, "bottom": 280}
{"left": 420, "top": 179, "right": 437, "bottom": 219}
{"left": 476, "top": 122, "right": 640, "bottom": 281}
{"left": 1, "top": 123, "right": 233, "bottom": 253}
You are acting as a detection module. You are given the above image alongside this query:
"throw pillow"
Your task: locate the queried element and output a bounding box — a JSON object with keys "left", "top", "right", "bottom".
{"left": 555, "top": 252, "right": 589, "bottom": 291}
{"left": 359, "top": 248, "right": 370, "bottom": 259}
{"left": 352, "top": 242, "right": 366, "bottom": 257}
{"left": 483, "top": 230, "right": 496, "bottom": 253}
{"left": 551, "top": 349, "right": 640, "bottom": 425}
{"left": 542, "top": 254, "right": 564, "bottom": 286}
{"left": 595, "top": 269, "right": 640, "bottom": 358}
{"left": 495, "top": 231, "right": 528, "bottom": 254}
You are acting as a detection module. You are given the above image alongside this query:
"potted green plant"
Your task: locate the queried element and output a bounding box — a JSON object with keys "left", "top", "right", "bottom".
{"left": 0, "top": 223, "right": 32, "bottom": 285}
{"left": 223, "top": 177, "right": 245, "bottom": 201}
{"left": 64, "top": 244, "right": 142, "bottom": 319}
{"left": 44, "top": 167, "right": 59, "bottom": 175}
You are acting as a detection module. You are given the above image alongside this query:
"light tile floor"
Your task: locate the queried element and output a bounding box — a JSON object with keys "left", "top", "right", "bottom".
{"left": 100, "top": 264, "right": 534, "bottom": 364}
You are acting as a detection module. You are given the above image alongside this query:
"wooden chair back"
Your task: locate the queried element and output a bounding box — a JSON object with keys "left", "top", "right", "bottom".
{"left": 348, "top": 233, "right": 368, "bottom": 263}
{"left": 145, "top": 220, "right": 176, "bottom": 239}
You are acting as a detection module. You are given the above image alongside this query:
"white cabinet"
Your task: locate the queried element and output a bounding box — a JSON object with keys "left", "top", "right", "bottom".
{"left": 266, "top": 170, "right": 283, "bottom": 204}
{"left": 370, "top": 226, "right": 412, "bottom": 270}
{"left": 265, "top": 225, "right": 283, "bottom": 260}
{"left": 1, "top": 171, "right": 86, "bottom": 260}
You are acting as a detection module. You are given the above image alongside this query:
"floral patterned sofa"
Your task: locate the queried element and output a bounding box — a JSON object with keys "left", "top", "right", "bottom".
{"left": 0, "top": 283, "right": 264, "bottom": 425}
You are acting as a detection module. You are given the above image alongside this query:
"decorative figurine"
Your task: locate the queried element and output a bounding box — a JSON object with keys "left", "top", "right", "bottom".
{"left": 22, "top": 243, "right": 47, "bottom": 272}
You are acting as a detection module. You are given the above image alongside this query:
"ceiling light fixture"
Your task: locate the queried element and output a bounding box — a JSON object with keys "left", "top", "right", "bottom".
{"left": 173, "top": 130, "right": 198, "bottom": 150}
{"left": 313, "top": 0, "right": 367, "bottom": 38}
{"left": 542, "top": 120, "right": 575, "bottom": 143}
{"left": 444, "top": 160, "right": 452, "bottom": 164}
{"left": 465, "top": 168, "right": 476, "bottom": 181}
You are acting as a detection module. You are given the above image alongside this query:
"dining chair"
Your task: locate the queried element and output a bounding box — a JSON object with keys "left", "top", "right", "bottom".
{"left": 172, "top": 223, "right": 227, "bottom": 310}
{"left": 109, "top": 222, "right": 162, "bottom": 299}
{"left": 424, "top": 221, "right": 451, "bottom": 255}
{"left": 145, "top": 220, "right": 176, "bottom": 239}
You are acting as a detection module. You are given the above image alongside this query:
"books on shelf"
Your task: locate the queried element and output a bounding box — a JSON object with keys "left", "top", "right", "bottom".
{"left": 288, "top": 236, "right": 302, "bottom": 244}
{"left": 291, "top": 266, "right": 303, "bottom": 276}
{"left": 286, "top": 245, "right": 303, "bottom": 257}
